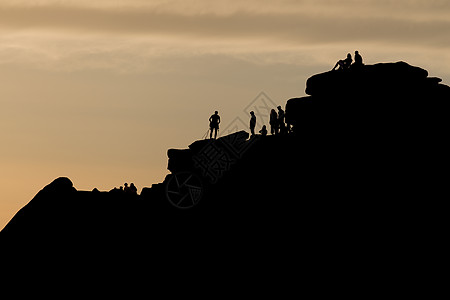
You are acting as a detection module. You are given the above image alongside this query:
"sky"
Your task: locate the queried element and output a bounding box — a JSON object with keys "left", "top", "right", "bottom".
{"left": 1, "top": 0, "right": 450, "bottom": 229}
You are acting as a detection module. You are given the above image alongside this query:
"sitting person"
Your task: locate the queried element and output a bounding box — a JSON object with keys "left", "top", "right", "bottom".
{"left": 259, "top": 125, "right": 268, "bottom": 136}
{"left": 352, "top": 50, "right": 364, "bottom": 68}
{"left": 332, "top": 53, "right": 352, "bottom": 71}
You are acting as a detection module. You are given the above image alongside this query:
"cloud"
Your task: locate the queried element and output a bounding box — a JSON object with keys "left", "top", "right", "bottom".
{"left": 1, "top": 1, "right": 450, "bottom": 47}
{"left": 1, "top": 0, "right": 450, "bottom": 79}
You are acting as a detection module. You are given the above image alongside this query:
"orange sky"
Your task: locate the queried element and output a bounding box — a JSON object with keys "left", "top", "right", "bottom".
{"left": 1, "top": 0, "right": 450, "bottom": 229}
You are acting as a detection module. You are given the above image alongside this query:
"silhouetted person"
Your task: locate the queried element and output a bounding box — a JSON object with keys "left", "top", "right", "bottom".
{"left": 353, "top": 50, "right": 363, "bottom": 68}
{"left": 259, "top": 125, "right": 268, "bottom": 136}
{"left": 277, "top": 106, "right": 287, "bottom": 135}
{"left": 270, "top": 109, "right": 278, "bottom": 135}
{"left": 249, "top": 111, "right": 256, "bottom": 136}
{"left": 332, "top": 53, "right": 352, "bottom": 71}
{"left": 124, "top": 183, "right": 129, "bottom": 193}
{"left": 209, "top": 111, "right": 221, "bottom": 139}
{"left": 129, "top": 183, "right": 138, "bottom": 195}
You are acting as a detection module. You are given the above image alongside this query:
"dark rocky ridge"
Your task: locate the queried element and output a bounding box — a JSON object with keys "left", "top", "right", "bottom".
{"left": 2, "top": 62, "right": 448, "bottom": 268}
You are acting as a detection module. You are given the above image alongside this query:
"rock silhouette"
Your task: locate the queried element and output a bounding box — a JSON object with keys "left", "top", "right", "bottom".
{"left": 2, "top": 62, "right": 448, "bottom": 276}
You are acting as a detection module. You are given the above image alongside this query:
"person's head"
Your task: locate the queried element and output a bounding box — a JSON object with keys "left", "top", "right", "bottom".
{"left": 271, "top": 109, "right": 276, "bottom": 113}
{"left": 214, "top": 111, "right": 218, "bottom": 115}
{"left": 250, "top": 111, "right": 254, "bottom": 116}
{"left": 124, "top": 183, "right": 128, "bottom": 187}
{"left": 347, "top": 53, "right": 351, "bottom": 58}
{"left": 277, "top": 105, "right": 282, "bottom": 110}
{"left": 355, "top": 50, "right": 359, "bottom": 55}
{"left": 262, "top": 125, "right": 266, "bottom": 129}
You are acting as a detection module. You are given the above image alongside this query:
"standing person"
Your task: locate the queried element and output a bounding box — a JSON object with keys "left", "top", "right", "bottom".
{"left": 249, "top": 111, "right": 256, "bottom": 136}
{"left": 277, "top": 106, "right": 286, "bottom": 135}
{"left": 270, "top": 109, "right": 278, "bottom": 135}
{"left": 209, "top": 111, "right": 220, "bottom": 139}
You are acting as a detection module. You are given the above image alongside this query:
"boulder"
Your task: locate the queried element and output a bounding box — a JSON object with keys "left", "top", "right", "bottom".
{"left": 287, "top": 61, "right": 450, "bottom": 136}
{"left": 305, "top": 61, "right": 429, "bottom": 96}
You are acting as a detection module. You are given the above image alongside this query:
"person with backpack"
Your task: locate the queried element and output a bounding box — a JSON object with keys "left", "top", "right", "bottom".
{"left": 209, "top": 111, "right": 221, "bottom": 139}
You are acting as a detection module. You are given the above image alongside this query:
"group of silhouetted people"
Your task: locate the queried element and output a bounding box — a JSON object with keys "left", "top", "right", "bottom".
{"left": 208, "top": 105, "right": 290, "bottom": 139}
{"left": 111, "top": 182, "right": 138, "bottom": 196}
{"left": 252, "top": 105, "right": 290, "bottom": 136}
{"left": 206, "top": 52, "right": 364, "bottom": 138}
{"left": 332, "top": 50, "right": 364, "bottom": 71}
{"left": 268, "top": 106, "right": 289, "bottom": 135}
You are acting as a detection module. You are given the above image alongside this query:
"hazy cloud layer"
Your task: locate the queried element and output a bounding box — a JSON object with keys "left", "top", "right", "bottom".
{"left": 1, "top": 1, "right": 450, "bottom": 45}
{"left": 1, "top": 0, "right": 449, "bottom": 74}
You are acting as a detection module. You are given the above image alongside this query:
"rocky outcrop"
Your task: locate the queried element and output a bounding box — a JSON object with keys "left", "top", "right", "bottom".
{"left": 2, "top": 61, "right": 448, "bottom": 255}
{"left": 1, "top": 178, "right": 77, "bottom": 237}
{"left": 286, "top": 61, "right": 450, "bottom": 133}
{"left": 305, "top": 61, "right": 430, "bottom": 96}
{"left": 282, "top": 62, "right": 450, "bottom": 227}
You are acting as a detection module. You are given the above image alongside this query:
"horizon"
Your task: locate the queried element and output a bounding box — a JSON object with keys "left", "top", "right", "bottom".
{"left": 1, "top": 0, "right": 450, "bottom": 229}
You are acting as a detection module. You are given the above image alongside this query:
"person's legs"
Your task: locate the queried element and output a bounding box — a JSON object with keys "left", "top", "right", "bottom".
{"left": 210, "top": 128, "right": 213, "bottom": 139}
{"left": 214, "top": 128, "right": 218, "bottom": 139}
{"left": 280, "top": 123, "right": 286, "bottom": 135}
{"left": 333, "top": 60, "right": 344, "bottom": 71}
{"left": 332, "top": 61, "right": 340, "bottom": 71}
